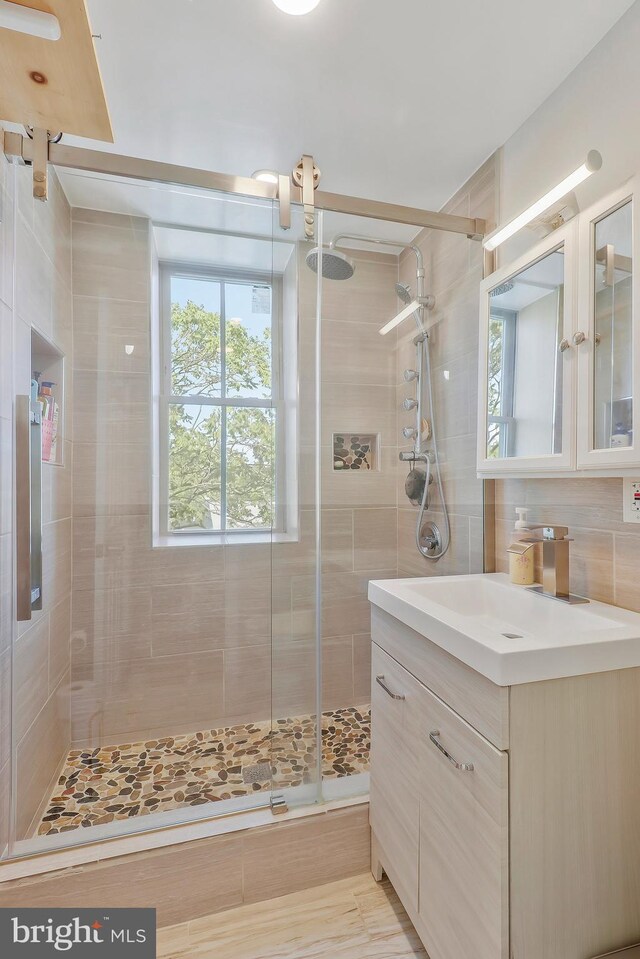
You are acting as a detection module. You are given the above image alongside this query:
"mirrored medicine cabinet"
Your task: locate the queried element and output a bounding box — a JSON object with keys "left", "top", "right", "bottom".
{"left": 478, "top": 177, "right": 640, "bottom": 475}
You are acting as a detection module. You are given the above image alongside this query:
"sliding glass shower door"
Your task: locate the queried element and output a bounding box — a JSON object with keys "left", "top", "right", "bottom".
{"left": 3, "top": 159, "right": 324, "bottom": 859}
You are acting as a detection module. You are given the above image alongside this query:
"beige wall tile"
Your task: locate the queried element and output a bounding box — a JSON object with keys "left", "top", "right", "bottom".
{"left": 493, "top": 477, "right": 634, "bottom": 608}
{"left": 71, "top": 651, "right": 225, "bottom": 744}
{"left": 272, "top": 637, "right": 317, "bottom": 720}
{"left": 151, "top": 582, "right": 226, "bottom": 656}
{"left": 322, "top": 446, "right": 398, "bottom": 509}
{"left": 319, "top": 253, "right": 397, "bottom": 325}
{"left": 49, "top": 596, "right": 71, "bottom": 690}
{"left": 0, "top": 833, "right": 245, "bottom": 926}
{"left": 73, "top": 371, "right": 150, "bottom": 446}
{"left": 0, "top": 533, "right": 11, "bottom": 654}
{"left": 0, "top": 648, "right": 10, "bottom": 772}
{"left": 72, "top": 220, "right": 149, "bottom": 302}
{"left": 353, "top": 508, "right": 397, "bottom": 571}
{"left": 72, "top": 585, "right": 152, "bottom": 646}
{"left": 72, "top": 443, "right": 151, "bottom": 516}
{"left": 151, "top": 544, "right": 225, "bottom": 586}
{"left": 242, "top": 805, "right": 370, "bottom": 903}
{"left": 42, "top": 518, "right": 72, "bottom": 607}
{"left": 322, "top": 320, "right": 397, "bottom": 388}
{"left": 223, "top": 645, "right": 271, "bottom": 725}
{"left": 16, "top": 673, "right": 69, "bottom": 839}
{"left": 14, "top": 615, "right": 49, "bottom": 741}
{"left": 321, "top": 508, "right": 354, "bottom": 574}
{"left": 323, "top": 383, "right": 398, "bottom": 448}
{"left": 73, "top": 295, "right": 150, "bottom": 372}
{"left": 353, "top": 632, "right": 372, "bottom": 703}
{"left": 322, "top": 635, "right": 354, "bottom": 710}
{"left": 72, "top": 514, "right": 153, "bottom": 592}
{"left": 614, "top": 532, "right": 640, "bottom": 613}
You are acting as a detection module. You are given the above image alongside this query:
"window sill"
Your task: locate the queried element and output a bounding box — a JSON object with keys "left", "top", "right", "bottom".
{"left": 153, "top": 530, "right": 299, "bottom": 548}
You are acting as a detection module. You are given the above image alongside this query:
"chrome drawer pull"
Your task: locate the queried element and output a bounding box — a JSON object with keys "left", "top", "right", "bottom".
{"left": 429, "top": 730, "right": 474, "bottom": 771}
{"left": 376, "top": 675, "right": 405, "bottom": 701}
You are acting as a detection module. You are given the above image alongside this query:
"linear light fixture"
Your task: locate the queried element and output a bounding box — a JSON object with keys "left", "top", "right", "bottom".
{"left": 379, "top": 299, "right": 422, "bottom": 336}
{"left": 483, "top": 150, "right": 603, "bottom": 252}
{"left": 0, "top": 0, "right": 61, "bottom": 39}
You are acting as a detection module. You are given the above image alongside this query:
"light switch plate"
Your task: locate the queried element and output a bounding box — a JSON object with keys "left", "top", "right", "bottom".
{"left": 623, "top": 478, "right": 640, "bottom": 523}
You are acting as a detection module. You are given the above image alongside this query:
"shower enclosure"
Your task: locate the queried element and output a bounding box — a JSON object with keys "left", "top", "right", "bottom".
{"left": 0, "top": 141, "right": 487, "bottom": 862}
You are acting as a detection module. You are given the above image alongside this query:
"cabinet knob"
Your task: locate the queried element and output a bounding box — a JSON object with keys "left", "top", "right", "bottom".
{"left": 572, "top": 331, "right": 587, "bottom": 346}
{"left": 559, "top": 338, "right": 571, "bottom": 353}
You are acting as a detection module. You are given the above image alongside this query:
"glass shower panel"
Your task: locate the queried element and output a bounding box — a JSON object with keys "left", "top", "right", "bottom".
{"left": 269, "top": 204, "right": 322, "bottom": 807}
{"left": 315, "top": 208, "right": 485, "bottom": 802}
{"left": 7, "top": 166, "right": 319, "bottom": 857}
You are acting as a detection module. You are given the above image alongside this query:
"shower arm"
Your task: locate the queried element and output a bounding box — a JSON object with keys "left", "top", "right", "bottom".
{"left": 330, "top": 233, "right": 426, "bottom": 300}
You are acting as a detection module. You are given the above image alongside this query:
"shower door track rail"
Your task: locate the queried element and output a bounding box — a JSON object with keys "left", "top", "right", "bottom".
{"left": 2, "top": 129, "right": 487, "bottom": 240}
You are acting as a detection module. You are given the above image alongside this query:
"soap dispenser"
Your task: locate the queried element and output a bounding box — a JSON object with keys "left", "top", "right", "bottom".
{"left": 509, "top": 508, "right": 535, "bottom": 586}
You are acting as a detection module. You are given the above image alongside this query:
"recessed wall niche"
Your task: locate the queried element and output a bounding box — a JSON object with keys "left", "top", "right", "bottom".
{"left": 333, "top": 432, "right": 379, "bottom": 471}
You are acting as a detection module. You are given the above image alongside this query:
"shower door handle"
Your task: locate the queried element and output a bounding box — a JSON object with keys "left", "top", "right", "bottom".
{"left": 16, "top": 394, "right": 42, "bottom": 621}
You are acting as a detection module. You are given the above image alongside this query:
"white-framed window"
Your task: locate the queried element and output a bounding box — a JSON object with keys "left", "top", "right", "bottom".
{"left": 156, "top": 263, "right": 286, "bottom": 540}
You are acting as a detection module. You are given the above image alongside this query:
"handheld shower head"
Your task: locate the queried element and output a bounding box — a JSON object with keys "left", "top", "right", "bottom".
{"left": 305, "top": 247, "right": 355, "bottom": 281}
{"left": 395, "top": 282, "right": 413, "bottom": 304}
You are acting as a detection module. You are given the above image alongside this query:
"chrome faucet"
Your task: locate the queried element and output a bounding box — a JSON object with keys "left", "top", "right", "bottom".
{"left": 507, "top": 524, "right": 589, "bottom": 605}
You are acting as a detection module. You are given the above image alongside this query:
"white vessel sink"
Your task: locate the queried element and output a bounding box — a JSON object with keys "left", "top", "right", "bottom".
{"left": 368, "top": 573, "right": 640, "bottom": 685}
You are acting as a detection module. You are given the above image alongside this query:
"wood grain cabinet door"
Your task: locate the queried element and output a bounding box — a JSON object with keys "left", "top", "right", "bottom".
{"left": 370, "top": 643, "right": 422, "bottom": 914}
{"left": 419, "top": 686, "right": 509, "bottom": 959}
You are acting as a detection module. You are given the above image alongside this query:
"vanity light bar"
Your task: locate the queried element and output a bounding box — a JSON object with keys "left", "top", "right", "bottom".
{"left": 379, "top": 299, "right": 421, "bottom": 336}
{"left": 483, "top": 150, "right": 603, "bottom": 252}
{"left": 0, "top": 0, "right": 61, "bottom": 39}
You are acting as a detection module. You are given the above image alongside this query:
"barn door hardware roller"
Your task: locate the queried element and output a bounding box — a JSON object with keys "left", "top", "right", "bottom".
{"left": 3, "top": 126, "right": 62, "bottom": 201}
{"left": 292, "top": 155, "right": 321, "bottom": 239}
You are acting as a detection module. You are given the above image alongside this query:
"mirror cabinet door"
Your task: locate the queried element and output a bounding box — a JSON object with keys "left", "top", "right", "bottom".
{"left": 592, "top": 200, "right": 633, "bottom": 452}
{"left": 484, "top": 246, "right": 567, "bottom": 464}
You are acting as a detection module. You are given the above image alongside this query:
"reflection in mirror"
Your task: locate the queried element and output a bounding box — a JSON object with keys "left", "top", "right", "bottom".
{"left": 593, "top": 200, "right": 633, "bottom": 450}
{"left": 487, "top": 248, "right": 565, "bottom": 459}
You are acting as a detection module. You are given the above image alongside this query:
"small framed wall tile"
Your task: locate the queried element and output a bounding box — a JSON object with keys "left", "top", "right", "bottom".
{"left": 333, "top": 433, "right": 379, "bottom": 471}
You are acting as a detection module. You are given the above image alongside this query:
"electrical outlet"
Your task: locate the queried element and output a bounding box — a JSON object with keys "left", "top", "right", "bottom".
{"left": 623, "top": 478, "right": 640, "bottom": 523}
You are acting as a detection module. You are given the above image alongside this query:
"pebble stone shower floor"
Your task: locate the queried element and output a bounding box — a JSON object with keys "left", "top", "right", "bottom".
{"left": 37, "top": 706, "right": 370, "bottom": 836}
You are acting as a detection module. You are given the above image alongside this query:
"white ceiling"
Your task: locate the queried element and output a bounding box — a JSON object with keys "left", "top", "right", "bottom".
{"left": 64, "top": 0, "right": 636, "bottom": 213}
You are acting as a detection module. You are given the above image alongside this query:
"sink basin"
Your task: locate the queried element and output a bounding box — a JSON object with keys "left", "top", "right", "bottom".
{"left": 368, "top": 573, "right": 640, "bottom": 685}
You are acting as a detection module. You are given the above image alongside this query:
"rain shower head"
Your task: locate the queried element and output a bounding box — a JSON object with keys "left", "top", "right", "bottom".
{"left": 305, "top": 247, "right": 355, "bottom": 281}
{"left": 490, "top": 281, "right": 515, "bottom": 297}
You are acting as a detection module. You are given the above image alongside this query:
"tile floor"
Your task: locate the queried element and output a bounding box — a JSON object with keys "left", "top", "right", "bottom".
{"left": 38, "top": 706, "right": 370, "bottom": 836}
{"left": 156, "top": 873, "right": 427, "bottom": 959}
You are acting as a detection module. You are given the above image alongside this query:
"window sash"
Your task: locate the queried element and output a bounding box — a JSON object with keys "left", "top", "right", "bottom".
{"left": 159, "top": 263, "right": 284, "bottom": 537}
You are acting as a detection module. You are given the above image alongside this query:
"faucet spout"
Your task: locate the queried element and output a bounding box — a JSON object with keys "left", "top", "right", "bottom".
{"left": 510, "top": 522, "right": 590, "bottom": 605}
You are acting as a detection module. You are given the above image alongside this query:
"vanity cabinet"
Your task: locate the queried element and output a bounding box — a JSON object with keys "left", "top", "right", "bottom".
{"left": 370, "top": 606, "right": 640, "bottom": 959}
{"left": 477, "top": 178, "right": 640, "bottom": 476}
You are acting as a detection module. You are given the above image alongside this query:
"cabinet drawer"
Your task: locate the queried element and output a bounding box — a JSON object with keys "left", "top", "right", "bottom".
{"left": 372, "top": 606, "right": 509, "bottom": 749}
{"left": 370, "top": 644, "right": 422, "bottom": 914}
{"left": 419, "top": 685, "right": 509, "bottom": 959}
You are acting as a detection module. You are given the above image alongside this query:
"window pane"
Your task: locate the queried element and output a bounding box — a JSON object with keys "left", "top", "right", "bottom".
{"left": 225, "top": 282, "right": 272, "bottom": 399}
{"left": 170, "top": 276, "right": 222, "bottom": 397}
{"left": 226, "top": 406, "right": 275, "bottom": 530}
{"left": 168, "top": 403, "right": 222, "bottom": 530}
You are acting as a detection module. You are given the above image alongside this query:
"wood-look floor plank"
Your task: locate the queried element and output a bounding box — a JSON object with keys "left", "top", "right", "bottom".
{"left": 157, "top": 875, "right": 427, "bottom": 959}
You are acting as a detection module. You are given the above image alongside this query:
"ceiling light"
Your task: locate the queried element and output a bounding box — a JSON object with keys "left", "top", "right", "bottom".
{"left": 483, "top": 150, "right": 603, "bottom": 252}
{"left": 271, "top": 0, "right": 322, "bottom": 15}
{"left": 252, "top": 169, "right": 279, "bottom": 185}
{"left": 0, "top": 0, "right": 61, "bottom": 39}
